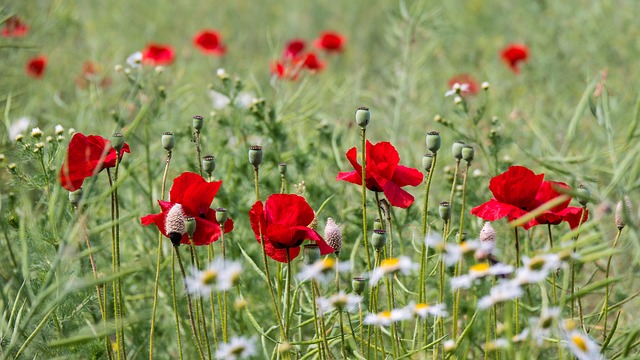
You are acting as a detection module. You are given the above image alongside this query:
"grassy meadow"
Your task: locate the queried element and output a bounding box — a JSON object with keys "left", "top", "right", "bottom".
{"left": 2, "top": 0, "right": 640, "bottom": 359}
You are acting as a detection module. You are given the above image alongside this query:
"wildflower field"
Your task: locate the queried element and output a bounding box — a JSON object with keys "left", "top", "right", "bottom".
{"left": 2, "top": 0, "right": 640, "bottom": 359}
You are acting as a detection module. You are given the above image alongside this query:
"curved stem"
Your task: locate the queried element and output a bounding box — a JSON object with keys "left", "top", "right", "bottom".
{"left": 453, "top": 161, "right": 470, "bottom": 339}
{"left": 174, "top": 246, "right": 207, "bottom": 360}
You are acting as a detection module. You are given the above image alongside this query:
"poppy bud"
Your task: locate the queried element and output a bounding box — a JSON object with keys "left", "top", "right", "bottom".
{"left": 216, "top": 208, "right": 228, "bottom": 225}
{"left": 165, "top": 204, "right": 186, "bottom": 246}
{"left": 324, "top": 217, "right": 342, "bottom": 253}
{"left": 374, "top": 218, "right": 384, "bottom": 231}
{"left": 111, "top": 133, "right": 125, "bottom": 152}
{"left": 185, "top": 216, "right": 196, "bottom": 238}
{"left": 303, "top": 244, "right": 320, "bottom": 265}
{"left": 69, "top": 188, "right": 83, "bottom": 208}
{"left": 192, "top": 115, "right": 204, "bottom": 131}
{"left": 203, "top": 155, "right": 216, "bottom": 176}
{"left": 248, "top": 145, "right": 263, "bottom": 168}
{"left": 452, "top": 140, "right": 465, "bottom": 160}
{"left": 577, "top": 185, "right": 590, "bottom": 207}
{"left": 422, "top": 153, "right": 434, "bottom": 172}
{"left": 372, "top": 229, "right": 387, "bottom": 250}
{"left": 278, "top": 162, "right": 287, "bottom": 175}
{"left": 162, "top": 131, "right": 174, "bottom": 151}
{"left": 477, "top": 222, "right": 496, "bottom": 260}
{"left": 615, "top": 196, "right": 632, "bottom": 230}
{"left": 355, "top": 106, "right": 370, "bottom": 128}
{"left": 462, "top": 145, "right": 474, "bottom": 163}
{"left": 426, "top": 131, "right": 441, "bottom": 153}
{"left": 352, "top": 277, "right": 366, "bottom": 295}
{"left": 439, "top": 201, "right": 451, "bottom": 221}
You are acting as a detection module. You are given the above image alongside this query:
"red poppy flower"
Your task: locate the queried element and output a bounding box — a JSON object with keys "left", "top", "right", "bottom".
{"left": 314, "top": 31, "right": 345, "bottom": 52}
{"left": 284, "top": 39, "right": 305, "bottom": 59}
{"left": 301, "top": 52, "right": 324, "bottom": 71}
{"left": 249, "top": 194, "right": 333, "bottom": 263}
{"left": 142, "top": 43, "right": 175, "bottom": 65}
{"left": 141, "top": 172, "right": 233, "bottom": 246}
{"left": 59, "top": 133, "right": 130, "bottom": 191}
{"left": 470, "top": 166, "right": 587, "bottom": 230}
{"left": 270, "top": 60, "right": 300, "bottom": 80}
{"left": 2, "top": 16, "right": 29, "bottom": 38}
{"left": 26, "top": 56, "right": 47, "bottom": 79}
{"left": 448, "top": 74, "right": 479, "bottom": 96}
{"left": 337, "top": 141, "right": 423, "bottom": 208}
{"left": 500, "top": 43, "right": 529, "bottom": 73}
{"left": 76, "top": 61, "right": 111, "bottom": 88}
{"left": 193, "top": 30, "right": 226, "bottom": 56}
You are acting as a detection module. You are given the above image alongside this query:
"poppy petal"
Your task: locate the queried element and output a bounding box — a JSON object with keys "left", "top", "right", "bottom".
{"left": 488, "top": 166, "right": 543, "bottom": 210}
{"left": 471, "top": 199, "right": 528, "bottom": 223}
{"left": 264, "top": 194, "right": 315, "bottom": 228}
{"left": 391, "top": 165, "right": 424, "bottom": 187}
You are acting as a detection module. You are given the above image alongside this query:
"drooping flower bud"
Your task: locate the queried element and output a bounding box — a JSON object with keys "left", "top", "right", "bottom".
{"left": 372, "top": 229, "right": 387, "bottom": 250}
{"left": 324, "top": 217, "right": 342, "bottom": 253}
{"left": 162, "top": 131, "right": 174, "bottom": 151}
{"left": 426, "top": 131, "right": 441, "bottom": 153}
{"left": 422, "top": 153, "right": 434, "bottom": 172}
{"left": 216, "top": 208, "right": 228, "bottom": 225}
{"left": 203, "top": 155, "right": 216, "bottom": 176}
{"left": 165, "top": 204, "right": 186, "bottom": 246}
{"left": 69, "top": 188, "right": 83, "bottom": 208}
{"left": 577, "top": 185, "right": 590, "bottom": 207}
{"left": 452, "top": 140, "right": 465, "bottom": 160}
{"left": 439, "top": 202, "right": 451, "bottom": 221}
{"left": 352, "top": 277, "right": 366, "bottom": 295}
{"left": 192, "top": 115, "right": 204, "bottom": 131}
{"left": 462, "top": 145, "right": 474, "bottom": 163}
{"left": 111, "top": 133, "right": 125, "bottom": 152}
{"left": 355, "top": 106, "right": 370, "bottom": 128}
{"left": 476, "top": 222, "right": 496, "bottom": 260}
{"left": 248, "top": 145, "right": 263, "bottom": 168}
{"left": 303, "top": 244, "right": 321, "bottom": 265}
{"left": 615, "top": 196, "right": 632, "bottom": 230}
{"left": 278, "top": 162, "right": 287, "bottom": 175}
{"left": 185, "top": 216, "right": 196, "bottom": 238}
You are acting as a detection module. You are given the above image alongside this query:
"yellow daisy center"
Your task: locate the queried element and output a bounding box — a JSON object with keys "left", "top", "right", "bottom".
{"left": 321, "top": 257, "right": 335, "bottom": 270}
{"left": 202, "top": 270, "right": 218, "bottom": 285}
{"left": 381, "top": 310, "right": 392, "bottom": 318}
{"left": 529, "top": 257, "right": 546, "bottom": 270}
{"left": 415, "top": 303, "right": 429, "bottom": 310}
{"left": 470, "top": 263, "right": 490, "bottom": 273}
{"left": 380, "top": 258, "right": 400, "bottom": 271}
{"left": 571, "top": 334, "right": 588, "bottom": 352}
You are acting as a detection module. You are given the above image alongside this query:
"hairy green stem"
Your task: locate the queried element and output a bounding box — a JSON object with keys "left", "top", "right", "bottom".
{"left": 174, "top": 246, "right": 207, "bottom": 360}
{"left": 571, "top": 206, "right": 588, "bottom": 319}
{"left": 172, "top": 252, "right": 184, "bottom": 360}
{"left": 603, "top": 228, "right": 622, "bottom": 341}
{"left": 360, "top": 128, "right": 372, "bottom": 273}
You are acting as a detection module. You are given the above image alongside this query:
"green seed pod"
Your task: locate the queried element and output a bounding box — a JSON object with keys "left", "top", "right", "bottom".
{"left": 203, "top": 155, "right": 216, "bottom": 176}
{"left": 216, "top": 208, "right": 228, "bottom": 225}
{"left": 69, "top": 188, "right": 83, "bottom": 208}
{"left": 426, "top": 131, "right": 441, "bottom": 153}
{"left": 452, "top": 140, "right": 465, "bottom": 160}
{"left": 439, "top": 201, "right": 451, "bottom": 222}
{"left": 278, "top": 162, "right": 287, "bottom": 175}
{"left": 422, "top": 153, "right": 434, "bottom": 172}
{"left": 352, "top": 277, "right": 366, "bottom": 295}
{"left": 577, "top": 185, "right": 590, "bottom": 207}
{"left": 303, "top": 244, "right": 320, "bottom": 265}
{"left": 355, "top": 107, "right": 370, "bottom": 128}
{"left": 185, "top": 216, "right": 196, "bottom": 238}
{"left": 373, "top": 218, "right": 384, "bottom": 231}
{"left": 111, "top": 133, "right": 125, "bottom": 152}
{"left": 248, "top": 146, "right": 263, "bottom": 168}
{"left": 462, "top": 145, "right": 474, "bottom": 163}
{"left": 372, "top": 229, "right": 387, "bottom": 250}
{"left": 192, "top": 115, "right": 204, "bottom": 131}
{"left": 162, "top": 131, "right": 174, "bottom": 151}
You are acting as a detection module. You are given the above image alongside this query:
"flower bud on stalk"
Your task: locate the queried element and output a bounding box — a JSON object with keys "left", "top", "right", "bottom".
{"left": 111, "top": 133, "right": 125, "bottom": 152}
{"left": 203, "top": 155, "right": 216, "bottom": 176}
{"left": 615, "top": 196, "right": 632, "bottom": 230}
{"left": 69, "top": 188, "right": 83, "bottom": 208}
{"left": 462, "top": 145, "right": 474, "bottom": 163}
{"left": 248, "top": 145, "right": 263, "bottom": 169}
{"left": 324, "top": 217, "right": 342, "bottom": 253}
{"left": 352, "top": 277, "right": 366, "bottom": 295}
{"left": 166, "top": 204, "right": 186, "bottom": 246}
{"left": 162, "top": 131, "right": 174, "bottom": 151}
{"left": 426, "top": 131, "right": 441, "bottom": 154}
{"left": 439, "top": 201, "right": 451, "bottom": 222}
{"left": 577, "top": 185, "right": 590, "bottom": 207}
{"left": 278, "top": 162, "right": 287, "bottom": 175}
{"left": 216, "top": 208, "right": 228, "bottom": 225}
{"left": 422, "top": 153, "right": 434, "bottom": 172}
{"left": 372, "top": 229, "right": 387, "bottom": 250}
{"left": 185, "top": 216, "right": 196, "bottom": 238}
{"left": 192, "top": 115, "right": 204, "bottom": 131}
{"left": 355, "top": 107, "right": 370, "bottom": 128}
{"left": 452, "top": 140, "right": 465, "bottom": 160}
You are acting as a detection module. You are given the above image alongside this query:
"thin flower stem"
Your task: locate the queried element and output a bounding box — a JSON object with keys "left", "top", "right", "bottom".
{"left": 361, "top": 128, "right": 372, "bottom": 273}
{"left": 448, "top": 159, "right": 461, "bottom": 221}
{"left": 546, "top": 224, "right": 558, "bottom": 305}
{"left": 514, "top": 227, "right": 520, "bottom": 334}
{"left": 309, "top": 280, "right": 325, "bottom": 360}
{"left": 2, "top": 226, "right": 18, "bottom": 270}
{"left": 114, "top": 154, "right": 126, "bottom": 360}
{"left": 280, "top": 174, "right": 286, "bottom": 194}
{"left": 603, "top": 228, "right": 622, "bottom": 341}
{"left": 358, "top": 302, "right": 365, "bottom": 357}
{"left": 313, "top": 280, "right": 332, "bottom": 358}
{"left": 419, "top": 154, "right": 437, "bottom": 350}
{"left": 188, "top": 237, "right": 212, "bottom": 359}
{"left": 220, "top": 228, "right": 229, "bottom": 343}
{"left": 172, "top": 252, "right": 184, "bottom": 360}
{"left": 174, "top": 246, "right": 207, "bottom": 360}
{"left": 107, "top": 167, "right": 125, "bottom": 360}
{"left": 285, "top": 250, "right": 293, "bottom": 339}
{"left": 453, "top": 161, "right": 470, "bottom": 339}
{"left": 195, "top": 129, "right": 203, "bottom": 177}
{"left": 207, "top": 245, "right": 219, "bottom": 352}
{"left": 150, "top": 150, "right": 171, "bottom": 359}
{"left": 435, "top": 220, "right": 448, "bottom": 359}
{"left": 335, "top": 255, "right": 347, "bottom": 359}
{"left": 571, "top": 206, "right": 587, "bottom": 319}
{"left": 38, "top": 152, "right": 50, "bottom": 195}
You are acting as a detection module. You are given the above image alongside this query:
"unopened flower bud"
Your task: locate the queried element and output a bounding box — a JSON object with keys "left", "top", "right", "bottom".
{"left": 55, "top": 125, "right": 64, "bottom": 135}
{"left": 324, "top": 217, "right": 342, "bottom": 253}
{"left": 439, "top": 202, "right": 451, "bottom": 222}
{"left": 8, "top": 163, "right": 17, "bottom": 172}
{"left": 203, "top": 155, "right": 216, "bottom": 176}
{"left": 478, "top": 222, "right": 496, "bottom": 258}
{"left": 303, "top": 244, "right": 320, "bottom": 265}
{"left": 165, "top": 204, "right": 186, "bottom": 246}
{"left": 462, "top": 145, "right": 474, "bottom": 162}
{"left": 422, "top": 153, "right": 434, "bottom": 172}
{"left": 69, "top": 188, "right": 83, "bottom": 208}
{"left": 615, "top": 196, "right": 632, "bottom": 230}
{"left": 31, "top": 127, "right": 43, "bottom": 139}
{"left": 355, "top": 106, "right": 370, "bottom": 128}
{"left": 454, "top": 96, "right": 463, "bottom": 105}
{"left": 162, "top": 131, "right": 174, "bottom": 151}
{"left": 278, "top": 342, "right": 292, "bottom": 354}
{"left": 185, "top": 216, "right": 196, "bottom": 238}
{"left": 216, "top": 208, "right": 228, "bottom": 225}
{"left": 14, "top": 134, "right": 23, "bottom": 142}
{"left": 114, "top": 64, "right": 123, "bottom": 73}
{"left": 68, "top": 128, "right": 76, "bottom": 135}
{"left": 452, "top": 140, "right": 465, "bottom": 160}
{"left": 234, "top": 298, "right": 248, "bottom": 310}
{"left": 426, "top": 131, "right": 441, "bottom": 153}
{"left": 482, "top": 82, "right": 490, "bottom": 90}
{"left": 577, "top": 185, "right": 590, "bottom": 207}
{"left": 444, "top": 340, "right": 455, "bottom": 353}
{"left": 248, "top": 145, "right": 263, "bottom": 168}
{"left": 192, "top": 115, "right": 204, "bottom": 131}
{"left": 372, "top": 229, "right": 387, "bottom": 250}
{"left": 111, "top": 133, "right": 125, "bottom": 152}
{"left": 216, "top": 68, "right": 229, "bottom": 80}
{"left": 45, "top": 136, "right": 53, "bottom": 143}
{"left": 154, "top": 66, "right": 164, "bottom": 75}
{"left": 352, "top": 277, "right": 366, "bottom": 295}
{"left": 279, "top": 162, "right": 287, "bottom": 175}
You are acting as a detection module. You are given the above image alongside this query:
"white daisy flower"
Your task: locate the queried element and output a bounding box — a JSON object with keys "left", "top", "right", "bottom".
{"left": 369, "top": 256, "right": 418, "bottom": 286}
{"left": 216, "top": 336, "right": 256, "bottom": 360}
{"left": 30, "top": 127, "right": 43, "bottom": 139}
{"left": 186, "top": 258, "right": 241, "bottom": 296}
{"left": 216, "top": 68, "right": 229, "bottom": 79}
{"left": 316, "top": 291, "right": 362, "bottom": 316}
{"left": 210, "top": 90, "right": 231, "bottom": 109}
{"left": 443, "top": 339, "right": 456, "bottom": 353}
{"left": 126, "top": 51, "right": 143, "bottom": 68}
{"left": 450, "top": 262, "right": 514, "bottom": 290}
{"left": 9, "top": 117, "right": 31, "bottom": 141}
{"left": 530, "top": 306, "right": 560, "bottom": 345}
{"left": 217, "top": 260, "right": 243, "bottom": 291}
{"left": 444, "top": 82, "right": 470, "bottom": 97}
{"left": 482, "top": 338, "right": 510, "bottom": 351}
{"left": 478, "top": 280, "right": 524, "bottom": 309}
{"left": 514, "top": 253, "right": 565, "bottom": 285}
{"left": 443, "top": 240, "right": 481, "bottom": 267}
{"left": 425, "top": 233, "right": 445, "bottom": 251}
{"left": 297, "top": 257, "right": 350, "bottom": 283}
{"left": 563, "top": 330, "right": 602, "bottom": 360}
{"left": 364, "top": 308, "right": 412, "bottom": 326}
{"left": 406, "top": 302, "right": 448, "bottom": 318}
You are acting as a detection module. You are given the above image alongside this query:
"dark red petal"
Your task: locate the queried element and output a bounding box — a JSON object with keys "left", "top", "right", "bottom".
{"left": 557, "top": 207, "right": 588, "bottom": 229}
{"left": 374, "top": 173, "right": 415, "bottom": 208}
{"left": 264, "top": 194, "right": 315, "bottom": 228}
{"left": 266, "top": 224, "right": 310, "bottom": 248}
{"left": 59, "top": 133, "right": 111, "bottom": 191}
{"left": 265, "top": 242, "right": 300, "bottom": 263}
{"left": 313, "top": 236, "right": 336, "bottom": 255}
{"left": 344, "top": 146, "right": 362, "bottom": 173}
{"left": 336, "top": 170, "right": 361, "bottom": 185}
{"left": 249, "top": 200, "right": 266, "bottom": 241}
{"left": 367, "top": 141, "right": 400, "bottom": 181}
{"left": 534, "top": 181, "right": 571, "bottom": 212}
{"left": 471, "top": 199, "right": 529, "bottom": 223}
{"left": 488, "top": 166, "right": 543, "bottom": 210}
{"left": 183, "top": 216, "right": 221, "bottom": 246}
{"left": 391, "top": 165, "right": 423, "bottom": 187}
{"left": 140, "top": 200, "right": 174, "bottom": 236}
{"left": 169, "top": 172, "right": 221, "bottom": 215}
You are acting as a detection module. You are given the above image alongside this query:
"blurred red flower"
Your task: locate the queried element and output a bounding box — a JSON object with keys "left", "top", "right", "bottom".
{"left": 284, "top": 39, "right": 306, "bottom": 59}
{"left": 500, "top": 43, "right": 529, "bottom": 73}
{"left": 193, "top": 30, "right": 226, "bottom": 56}
{"left": 249, "top": 194, "right": 333, "bottom": 263}
{"left": 314, "top": 31, "right": 345, "bottom": 52}
{"left": 26, "top": 56, "right": 47, "bottom": 78}
{"left": 142, "top": 43, "right": 175, "bottom": 65}
{"left": 337, "top": 141, "right": 423, "bottom": 208}
{"left": 75, "top": 61, "right": 111, "bottom": 88}
{"left": 448, "top": 74, "right": 479, "bottom": 96}
{"left": 59, "top": 133, "right": 130, "bottom": 191}
{"left": 301, "top": 52, "right": 324, "bottom": 71}
{"left": 471, "top": 166, "right": 587, "bottom": 229}
{"left": 141, "top": 172, "right": 233, "bottom": 246}
{"left": 2, "top": 16, "right": 29, "bottom": 38}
